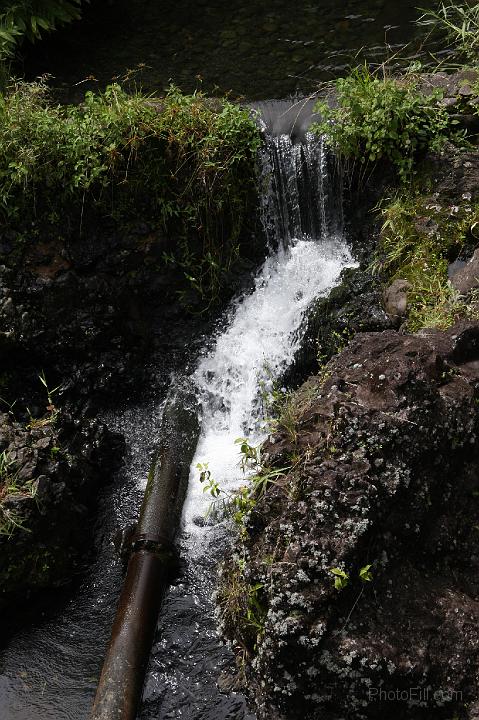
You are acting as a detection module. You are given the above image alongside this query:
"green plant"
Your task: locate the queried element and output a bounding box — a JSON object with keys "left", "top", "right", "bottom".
{"left": 217, "top": 558, "right": 267, "bottom": 656}
{"left": 359, "top": 564, "right": 373, "bottom": 582}
{"left": 0, "top": 449, "right": 13, "bottom": 480}
{"left": 197, "top": 462, "right": 221, "bottom": 498}
{"left": 245, "top": 581, "right": 266, "bottom": 637}
{"left": 0, "top": 450, "right": 36, "bottom": 536}
{"left": 257, "top": 368, "right": 309, "bottom": 445}
{"left": 331, "top": 567, "right": 350, "bottom": 591}
{"left": 417, "top": 2, "right": 479, "bottom": 65}
{"left": 373, "top": 189, "right": 479, "bottom": 331}
{"left": 235, "top": 437, "right": 261, "bottom": 472}
{"left": 312, "top": 65, "right": 453, "bottom": 181}
{"left": 0, "top": 395, "right": 17, "bottom": 419}
{"left": 39, "top": 370, "right": 61, "bottom": 409}
{"left": 0, "top": 80, "right": 260, "bottom": 306}
{"left": 197, "top": 438, "right": 291, "bottom": 527}
{"left": 331, "top": 564, "right": 374, "bottom": 592}
{"left": 0, "top": 1, "right": 85, "bottom": 60}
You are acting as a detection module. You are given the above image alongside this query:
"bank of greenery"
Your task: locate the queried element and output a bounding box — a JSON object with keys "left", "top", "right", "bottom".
{"left": 0, "top": 80, "right": 261, "bottom": 303}
{"left": 375, "top": 188, "right": 479, "bottom": 331}
{"left": 312, "top": 1, "right": 479, "bottom": 333}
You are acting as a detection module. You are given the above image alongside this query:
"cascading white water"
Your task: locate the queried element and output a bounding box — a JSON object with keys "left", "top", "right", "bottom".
{"left": 182, "top": 117, "right": 354, "bottom": 547}
{"left": 141, "top": 108, "right": 356, "bottom": 720}
{"left": 183, "top": 235, "right": 352, "bottom": 543}
{"left": 259, "top": 131, "right": 330, "bottom": 247}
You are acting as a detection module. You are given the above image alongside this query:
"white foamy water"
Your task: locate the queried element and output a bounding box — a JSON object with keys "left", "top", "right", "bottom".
{"left": 183, "top": 235, "right": 354, "bottom": 544}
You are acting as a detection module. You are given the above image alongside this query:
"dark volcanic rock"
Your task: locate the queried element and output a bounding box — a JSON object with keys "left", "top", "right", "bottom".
{"left": 0, "top": 409, "right": 124, "bottom": 610}
{"left": 221, "top": 322, "right": 479, "bottom": 720}
{"left": 451, "top": 247, "right": 479, "bottom": 295}
{"left": 0, "top": 223, "right": 175, "bottom": 405}
{"left": 422, "top": 142, "right": 479, "bottom": 207}
{"left": 286, "top": 267, "right": 393, "bottom": 386}
{"left": 0, "top": 215, "right": 264, "bottom": 409}
{"left": 383, "top": 278, "right": 411, "bottom": 320}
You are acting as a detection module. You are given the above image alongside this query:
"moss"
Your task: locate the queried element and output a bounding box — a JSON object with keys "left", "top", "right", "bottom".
{"left": 374, "top": 185, "right": 479, "bottom": 331}
{"left": 218, "top": 558, "right": 267, "bottom": 658}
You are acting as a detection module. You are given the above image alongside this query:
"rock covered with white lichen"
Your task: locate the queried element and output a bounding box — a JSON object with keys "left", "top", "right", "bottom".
{"left": 219, "top": 322, "right": 479, "bottom": 720}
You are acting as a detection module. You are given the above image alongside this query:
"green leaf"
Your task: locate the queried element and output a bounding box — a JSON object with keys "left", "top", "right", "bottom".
{"left": 331, "top": 567, "right": 349, "bottom": 591}
{"left": 359, "top": 564, "right": 373, "bottom": 582}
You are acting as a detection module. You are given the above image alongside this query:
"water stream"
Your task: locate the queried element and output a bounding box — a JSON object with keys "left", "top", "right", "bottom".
{"left": 22, "top": 0, "right": 439, "bottom": 101}
{"left": 0, "top": 400, "right": 165, "bottom": 720}
{"left": 139, "top": 108, "right": 354, "bottom": 719}
{"left": 0, "top": 98, "right": 354, "bottom": 719}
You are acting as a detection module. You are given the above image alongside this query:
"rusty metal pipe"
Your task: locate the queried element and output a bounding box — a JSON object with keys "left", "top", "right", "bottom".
{"left": 91, "top": 381, "right": 200, "bottom": 720}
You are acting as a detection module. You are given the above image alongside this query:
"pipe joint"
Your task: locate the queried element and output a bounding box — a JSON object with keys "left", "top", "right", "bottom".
{"left": 131, "top": 533, "right": 179, "bottom": 565}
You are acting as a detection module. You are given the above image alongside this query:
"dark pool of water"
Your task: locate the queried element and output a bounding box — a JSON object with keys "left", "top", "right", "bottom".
{"left": 22, "top": 0, "right": 438, "bottom": 101}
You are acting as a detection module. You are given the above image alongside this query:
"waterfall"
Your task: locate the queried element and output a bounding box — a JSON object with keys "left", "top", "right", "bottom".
{"left": 182, "top": 102, "right": 352, "bottom": 541}
{"left": 183, "top": 237, "right": 351, "bottom": 540}
{"left": 254, "top": 97, "right": 343, "bottom": 246}
{"left": 140, "top": 102, "right": 355, "bottom": 719}
{"left": 0, "top": 99, "right": 355, "bottom": 720}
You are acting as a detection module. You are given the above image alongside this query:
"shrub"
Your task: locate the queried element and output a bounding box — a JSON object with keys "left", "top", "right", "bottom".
{"left": 312, "top": 66, "right": 453, "bottom": 181}
{"left": 0, "top": 80, "right": 261, "bottom": 303}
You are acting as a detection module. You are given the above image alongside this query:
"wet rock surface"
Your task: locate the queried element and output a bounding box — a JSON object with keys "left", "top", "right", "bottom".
{"left": 286, "top": 267, "right": 393, "bottom": 386}
{"left": 425, "top": 146, "right": 479, "bottom": 209}
{"left": 0, "top": 409, "right": 124, "bottom": 612}
{"left": 0, "top": 222, "right": 203, "bottom": 407}
{"left": 451, "top": 247, "right": 479, "bottom": 295}
{"left": 221, "top": 322, "right": 479, "bottom": 720}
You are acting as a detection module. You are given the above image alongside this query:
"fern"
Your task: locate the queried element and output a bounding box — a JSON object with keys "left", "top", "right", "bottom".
{"left": 0, "top": 1, "right": 86, "bottom": 59}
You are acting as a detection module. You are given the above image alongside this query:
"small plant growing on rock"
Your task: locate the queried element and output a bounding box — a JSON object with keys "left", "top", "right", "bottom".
{"left": 39, "top": 370, "right": 61, "bottom": 412}
{"left": 197, "top": 462, "right": 221, "bottom": 498}
{"left": 198, "top": 438, "right": 292, "bottom": 527}
{"left": 259, "top": 375, "right": 300, "bottom": 443}
{"left": 26, "top": 371, "right": 61, "bottom": 429}
{"left": 359, "top": 564, "right": 373, "bottom": 582}
{"left": 0, "top": 449, "right": 13, "bottom": 481}
{"left": 331, "top": 567, "right": 350, "bottom": 591}
{"left": 0, "top": 450, "right": 36, "bottom": 537}
{"left": 312, "top": 65, "right": 453, "bottom": 181}
{"left": 217, "top": 557, "right": 267, "bottom": 657}
{"left": 236, "top": 437, "right": 261, "bottom": 472}
{"left": 331, "top": 564, "right": 374, "bottom": 591}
